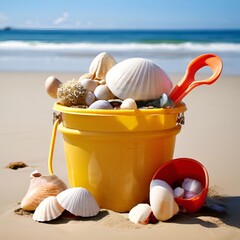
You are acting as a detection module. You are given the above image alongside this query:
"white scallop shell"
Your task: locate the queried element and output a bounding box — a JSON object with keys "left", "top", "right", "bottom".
{"left": 120, "top": 98, "right": 137, "bottom": 110}
{"left": 56, "top": 187, "right": 100, "bottom": 217}
{"left": 106, "top": 58, "right": 173, "bottom": 101}
{"left": 182, "top": 178, "right": 203, "bottom": 194}
{"left": 89, "top": 52, "right": 117, "bottom": 79}
{"left": 150, "top": 180, "right": 179, "bottom": 221}
{"left": 33, "top": 196, "right": 64, "bottom": 222}
{"left": 128, "top": 203, "right": 152, "bottom": 224}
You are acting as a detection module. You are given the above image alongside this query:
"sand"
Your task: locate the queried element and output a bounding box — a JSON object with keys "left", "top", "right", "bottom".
{"left": 0, "top": 71, "right": 239, "bottom": 240}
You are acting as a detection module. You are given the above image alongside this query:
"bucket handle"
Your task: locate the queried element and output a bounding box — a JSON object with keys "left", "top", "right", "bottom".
{"left": 48, "top": 118, "right": 60, "bottom": 175}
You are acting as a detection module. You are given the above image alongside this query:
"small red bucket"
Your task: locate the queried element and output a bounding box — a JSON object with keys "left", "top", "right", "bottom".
{"left": 152, "top": 158, "right": 209, "bottom": 213}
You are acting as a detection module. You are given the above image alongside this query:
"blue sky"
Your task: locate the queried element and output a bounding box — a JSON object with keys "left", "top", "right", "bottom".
{"left": 0, "top": 0, "right": 239, "bottom": 29}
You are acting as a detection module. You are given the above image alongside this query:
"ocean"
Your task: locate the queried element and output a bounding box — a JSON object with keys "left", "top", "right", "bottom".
{"left": 0, "top": 29, "right": 240, "bottom": 75}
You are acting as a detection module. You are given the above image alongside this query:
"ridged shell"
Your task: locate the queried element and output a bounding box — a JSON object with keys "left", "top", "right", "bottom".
{"left": 56, "top": 187, "right": 100, "bottom": 217}
{"left": 21, "top": 171, "right": 67, "bottom": 211}
{"left": 150, "top": 180, "right": 179, "bottom": 221}
{"left": 106, "top": 58, "right": 173, "bottom": 101}
{"left": 128, "top": 203, "right": 152, "bottom": 224}
{"left": 120, "top": 98, "right": 137, "bottom": 110}
{"left": 33, "top": 196, "right": 64, "bottom": 222}
{"left": 89, "top": 52, "right": 117, "bottom": 80}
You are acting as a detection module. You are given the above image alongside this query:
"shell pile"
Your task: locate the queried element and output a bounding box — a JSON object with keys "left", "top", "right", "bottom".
{"left": 128, "top": 178, "right": 203, "bottom": 225}
{"left": 45, "top": 52, "right": 173, "bottom": 109}
{"left": 21, "top": 171, "right": 100, "bottom": 222}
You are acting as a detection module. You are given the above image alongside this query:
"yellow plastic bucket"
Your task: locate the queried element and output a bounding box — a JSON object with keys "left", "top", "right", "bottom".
{"left": 48, "top": 103, "right": 187, "bottom": 212}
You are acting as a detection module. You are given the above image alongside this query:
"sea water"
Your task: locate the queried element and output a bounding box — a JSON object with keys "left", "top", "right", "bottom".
{"left": 0, "top": 29, "right": 240, "bottom": 75}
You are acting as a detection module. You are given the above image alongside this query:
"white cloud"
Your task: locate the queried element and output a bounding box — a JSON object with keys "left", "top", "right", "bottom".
{"left": 53, "top": 12, "right": 69, "bottom": 26}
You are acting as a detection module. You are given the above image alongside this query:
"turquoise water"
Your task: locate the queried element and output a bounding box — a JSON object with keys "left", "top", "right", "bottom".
{"left": 0, "top": 29, "right": 240, "bottom": 74}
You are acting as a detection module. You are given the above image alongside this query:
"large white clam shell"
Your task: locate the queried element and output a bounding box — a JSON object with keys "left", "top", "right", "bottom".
{"left": 150, "top": 180, "right": 179, "bottom": 221}
{"left": 106, "top": 58, "right": 173, "bottom": 101}
{"left": 128, "top": 203, "right": 152, "bottom": 224}
{"left": 33, "top": 196, "right": 64, "bottom": 222}
{"left": 21, "top": 171, "right": 67, "bottom": 211}
{"left": 56, "top": 187, "right": 100, "bottom": 217}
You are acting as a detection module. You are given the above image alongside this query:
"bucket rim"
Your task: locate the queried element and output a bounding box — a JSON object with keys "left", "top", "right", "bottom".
{"left": 53, "top": 102, "right": 187, "bottom": 116}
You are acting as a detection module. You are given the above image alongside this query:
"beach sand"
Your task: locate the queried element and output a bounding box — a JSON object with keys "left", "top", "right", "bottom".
{"left": 0, "top": 71, "right": 239, "bottom": 240}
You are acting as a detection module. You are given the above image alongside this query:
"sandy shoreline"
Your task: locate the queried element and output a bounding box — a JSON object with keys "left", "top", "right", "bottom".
{"left": 0, "top": 71, "right": 240, "bottom": 239}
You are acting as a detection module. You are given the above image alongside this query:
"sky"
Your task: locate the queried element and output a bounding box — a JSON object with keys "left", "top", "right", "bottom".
{"left": 0, "top": 0, "right": 240, "bottom": 30}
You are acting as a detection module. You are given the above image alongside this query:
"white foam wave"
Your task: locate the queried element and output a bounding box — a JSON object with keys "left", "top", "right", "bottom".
{"left": 0, "top": 41, "right": 240, "bottom": 53}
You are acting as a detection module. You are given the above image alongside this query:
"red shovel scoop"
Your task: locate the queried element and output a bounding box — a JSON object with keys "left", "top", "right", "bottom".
{"left": 169, "top": 53, "right": 223, "bottom": 105}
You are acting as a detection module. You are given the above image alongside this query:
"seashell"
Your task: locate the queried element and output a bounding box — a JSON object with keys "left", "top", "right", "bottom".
{"left": 79, "top": 78, "right": 99, "bottom": 92}
{"left": 106, "top": 58, "right": 173, "bottom": 101}
{"left": 57, "top": 79, "right": 86, "bottom": 107}
{"left": 56, "top": 187, "right": 100, "bottom": 217}
{"left": 182, "top": 178, "right": 203, "bottom": 195}
{"left": 150, "top": 180, "right": 179, "bottom": 221}
{"left": 45, "top": 76, "right": 62, "bottom": 99}
{"left": 99, "top": 79, "right": 106, "bottom": 85}
{"left": 33, "top": 196, "right": 64, "bottom": 222}
{"left": 89, "top": 52, "right": 117, "bottom": 80}
{"left": 128, "top": 203, "right": 152, "bottom": 224}
{"left": 150, "top": 179, "right": 174, "bottom": 195}
{"left": 173, "top": 187, "right": 185, "bottom": 198}
{"left": 120, "top": 98, "right": 137, "bottom": 110}
{"left": 85, "top": 91, "right": 96, "bottom": 106}
{"left": 94, "top": 84, "right": 115, "bottom": 100}
{"left": 88, "top": 100, "right": 113, "bottom": 109}
{"left": 21, "top": 171, "right": 67, "bottom": 211}
{"left": 184, "top": 190, "right": 199, "bottom": 199}
{"left": 79, "top": 72, "right": 95, "bottom": 81}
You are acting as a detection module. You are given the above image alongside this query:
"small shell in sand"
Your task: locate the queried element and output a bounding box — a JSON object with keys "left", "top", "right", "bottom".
{"left": 128, "top": 203, "right": 152, "bottom": 224}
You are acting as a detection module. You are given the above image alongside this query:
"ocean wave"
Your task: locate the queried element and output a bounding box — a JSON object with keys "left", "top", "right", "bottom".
{"left": 1, "top": 41, "right": 240, "bottom": 53}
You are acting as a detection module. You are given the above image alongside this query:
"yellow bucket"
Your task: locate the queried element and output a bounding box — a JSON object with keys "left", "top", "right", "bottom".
{"left": 48, "top": 103, "right": 187, "bottom": 212}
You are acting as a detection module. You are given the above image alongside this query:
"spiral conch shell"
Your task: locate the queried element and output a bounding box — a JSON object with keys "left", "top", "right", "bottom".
{"left": 89, "top": 52, "right": 117, "bottom": 80}
{"left": 150, "top": 180, "right": 179, "bottom": 221}
{"left": 21, "top": 171, "right": 67, "bottom": 211}
{"left": 106, "top": 58, "right": 173, "bottom": 101}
